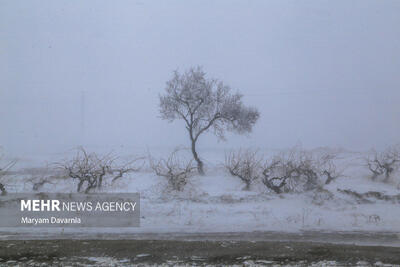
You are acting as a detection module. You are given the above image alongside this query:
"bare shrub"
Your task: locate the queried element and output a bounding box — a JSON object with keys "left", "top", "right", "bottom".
{"left": 0, "top": 149, "right": 17, "bottom": 196}
{"left": 109, "top": 158, "right": 144, "bottom": 183}
{"left": 32, "top": 178, "right": 52, "bottom": 191}
{"left": 225, "top": 149, "right": 262, "bottom": 190}
{"left": 315, "top": 152, "right": 343, "bottom": 185}
{"left": 296, "top": 151, "right": 320, "bottom": 191}
{"left": 23, "top": 166, "right": 64, "bottom": 191}
{"left": 223, "top": 147, "right": 342, "bottom": 194}
{"left": 27, "top": 175, "right": 55, "bottom": 192}
{"left": 150, "top": 149, "right": 196, "bottom": 192}
{"left": 261, "top": 149, "right": 340, "bottom": 193}
{"left": 0, "top": 179, "right": 6, "bottom": 195}
{"left": 59, "top": 148, "right": 113, "bottom": 193}
{"left": 261, "top": 150, "right": 318, "bottom": 193}
{"left": 58, "top": 147, "right": 143, "bottom": 193}
{"left": 261, "top": 157, "right": 291, "bottom": 194}
{"left": 365, "top": 146, "right": 400, "bottom": 182}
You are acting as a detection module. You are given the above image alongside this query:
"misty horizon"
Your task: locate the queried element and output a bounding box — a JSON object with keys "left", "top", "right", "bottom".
{"left": 1, "top": 0, "right": 400, "bottom": 157}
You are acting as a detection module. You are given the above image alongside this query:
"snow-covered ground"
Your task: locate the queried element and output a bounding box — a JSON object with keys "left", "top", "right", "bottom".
{"left": 1, "top": 148, "right": 400, "bottom": 235}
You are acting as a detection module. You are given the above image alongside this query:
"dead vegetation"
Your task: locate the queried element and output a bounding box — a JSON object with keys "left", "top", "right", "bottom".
{"left": 0, "top": 149, "right": 17, "bottom": 196}
{"left": 150, "top": 149, "right": 196, "bottom": 191}
{"left": 225, "top": 148, "right": 343, "bottom": 194}
{"left": 338, "top": 188, "right": 400, "bottom": 204}
{"left": 58, "top": 147, "right": 143, "bottom": 193}
{"left": 261, "top": 156, "right": 297, "bottom": 194}
{"left": 365, "top": 146, "right": 400, "bottom": 182}
{"left": 18, "top": 166, "right": 61, "bottom": 191}
{"left": 261, "top": 150, "right": 320, "bottom": 193}
{"left": 261, "top": 149, "right": 342, "bottom": 193}
{"left": 225, "top": 149, "right": 262, "bottom": 190}
{"left": 317, "top": 152, "right": 343, "bottom": 185}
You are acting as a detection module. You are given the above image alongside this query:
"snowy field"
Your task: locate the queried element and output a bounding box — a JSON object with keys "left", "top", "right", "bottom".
{"left": 1, "top": 147, "right": 400, "bottom": 236}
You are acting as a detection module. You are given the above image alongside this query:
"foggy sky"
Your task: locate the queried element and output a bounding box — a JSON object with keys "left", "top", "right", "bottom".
{"left": 1, "top": 0, "right": 400, "bottom": 156}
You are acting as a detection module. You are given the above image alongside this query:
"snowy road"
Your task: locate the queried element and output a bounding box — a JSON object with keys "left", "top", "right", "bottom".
{"left": 1, "top": 234, "right": 400, "bottom": 266}
{"left": 1, "top": 230, "right": 400, "bottom": 247}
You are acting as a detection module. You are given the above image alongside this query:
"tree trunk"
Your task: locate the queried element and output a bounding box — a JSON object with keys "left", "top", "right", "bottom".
{"left": 244, "top": 182, "right": 251, "bottom": 191}
{"left": 384, "top": 167, "right": 392, "bottom": 183}
{"left": 191, "top": 139, "right": 204, "bottom": 175}
{"left": 77, "top": 180, "right": 84, "bottom": 193}
{"left": 0, "top": 182, "right": 6, "bottom": 196}
{"left": 323, "top": 171, "right": 333, "bottom": 185}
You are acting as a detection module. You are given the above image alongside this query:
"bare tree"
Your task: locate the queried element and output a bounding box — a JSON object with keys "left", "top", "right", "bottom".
{"left": 159, "top": 66, "right": 260, "bottom": 175}
{"left": 150, "top": 149, "right": 196, "bottom": 191}
{"left": 59, "top": 147, "right": 143, "bottom": 193}
{"left": 0, "top": 150, "right": 17, "bottom": 196}
{"left": 225, "top": 149, "right": 262, "bottom": 190}
{"left": 365, "top": 146, "right": 400, "bottom": 182}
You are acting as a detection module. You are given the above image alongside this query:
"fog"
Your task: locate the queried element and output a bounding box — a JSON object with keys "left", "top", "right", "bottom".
{"left": 1, "top": 0, "right": 399, "bottom": 157}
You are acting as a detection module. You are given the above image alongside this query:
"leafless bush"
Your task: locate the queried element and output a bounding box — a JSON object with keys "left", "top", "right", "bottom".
{"left": 59, "top": 148, "right": 113, "bottom": 193}
{"left": 58, "top": 147, "right": 143, "bottom": 193}
{"left": 27, "top": 175, "right": 53, "bottom": 191}
{"left": 109, "top": 158, "right": 144, "bottom": 183}
{"left": 315, "top": 152, "right": 343, "bottom": 185}
{"left": 0, "top": 181, "right": 6, "bottom": 195}
{"left": 225, "top": 149, "right": 262, "bottom": 190}
{"left": 261, "top": 157, "right": 289, "bottom": 194}
{"left": 261, "top": 149, "right": 340, "bottom": 193}
{"left": 0, "top": 149, "right": 17, "bottom": 196}
{"left": 223, "top": 148, "right": 342, "bottom": 194}
{"left": 261, "top": 150, "right": 318, "bottom": 193}
{"left": 20, "top": 166, "right": 60, "bottom": 191}
{"left": 32, "top": 178, "right": 51, "bottom": 191}
{"left": 150, "top": 149, "right": 196, "bottom": 191}
{"left": 296, "top": 152, "right": 320, "bottom": 191}
{"left": 365, "top": 146, "right": 400, "bottom": 182}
